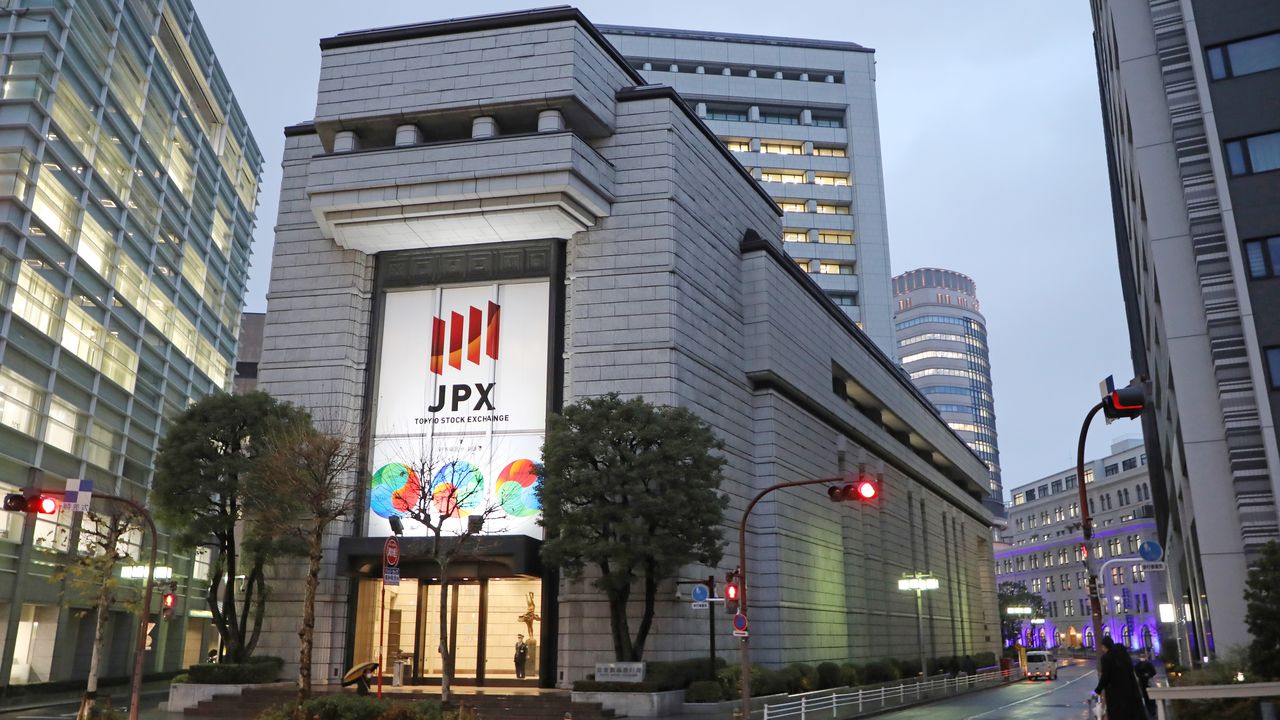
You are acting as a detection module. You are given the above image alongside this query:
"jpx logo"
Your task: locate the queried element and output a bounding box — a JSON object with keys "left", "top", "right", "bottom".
{"left": 428, "top": 302, "right": 500, "bottom": 413}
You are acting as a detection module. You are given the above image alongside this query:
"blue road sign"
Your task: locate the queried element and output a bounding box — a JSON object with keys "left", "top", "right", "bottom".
{"left": 383, "top": 567, "right": 400, "bottom": 586}
{"left": 733, "top": 613, "right": 748, "bottom": 632}
{"left": 1138, "top": 540, "right": 1163, "bottom": 562}
{"left": 692, "top": 584, "right": 709, "bottom": 602}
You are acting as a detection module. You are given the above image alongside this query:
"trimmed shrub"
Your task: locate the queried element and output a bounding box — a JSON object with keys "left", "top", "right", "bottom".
{"left": 646, "top": 657, "right": 725, "bottom": 689}
{"left": 894, "top": 658, "right": 921, "bottom": 679}
{"left": 816, "top": 662, "right": 841, "bottom": 689}
{"left": 839, "top": 663, "right": 862, "bottom": 687}
{"left": 973, "top": 651, "right": 997, "bottom": 669}
{"left": 188, "top": 656, "right": 282, "bottom": 684}
{"left": 862, "top": 660, "right": 897, "bottom": 684}
{"left": 779, "top": 663, "right": 817, "bottom": 693}
{"left": 685, "top": 680, "right": 725, "bottom": 702}
{"left": 572, "top": 680, "right": 665, "bottom": 693}
{"left": 961, "top": 655, "right": 978, "bottom": 674}
{"left": 170, "top": 673, "right": 190, "bottom": 684}
{"left": 254, "top": 695, "right": 425, "bottom": 720}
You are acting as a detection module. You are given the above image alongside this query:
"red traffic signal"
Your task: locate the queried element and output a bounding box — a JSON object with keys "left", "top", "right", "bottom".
{"left": 2, "top": 492, "right": 60, "bottom": 514}
{"left": 162, "top": 592, "right": 176, "bottom": 620}
{"left": 828, "top": 476, "right": 879, "bottom": 503}
{"left": 1102, "top": 382, "right": 1147, "bottom": 421}
{"left": 724, "top": 571, "right": 740, "bottom": 614}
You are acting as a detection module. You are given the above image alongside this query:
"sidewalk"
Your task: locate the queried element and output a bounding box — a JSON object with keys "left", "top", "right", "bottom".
{"left": 0, "top": 680, "right": 172, "bottom": 715}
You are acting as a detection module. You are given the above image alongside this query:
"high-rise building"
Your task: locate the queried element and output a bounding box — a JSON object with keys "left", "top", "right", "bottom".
{"left": 256, "top": 6, "right": 998, "bottom": 687}
{"left": 0, "top": 0, "right": 260, "bottom": 684}
{"left": 893, "top": 269, "right": 1001, "bottom": 511}
{"left": 1091, "top": 0, "right": 1280, "bottom": 656}
{"left": 600, "top": 26, "right": 897, "bottom": 358}
{"left": 995, "top": 440, "right": 1168, "bottom": 656}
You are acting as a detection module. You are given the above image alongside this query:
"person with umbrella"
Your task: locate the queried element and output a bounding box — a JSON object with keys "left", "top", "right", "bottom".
{"left": 343, "top": 661, "right": 379, "bottom": 696}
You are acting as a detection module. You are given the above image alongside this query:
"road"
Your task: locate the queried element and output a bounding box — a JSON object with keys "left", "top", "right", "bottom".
{"left": 877, "top": 659, "right": 1103, "bottom": 720}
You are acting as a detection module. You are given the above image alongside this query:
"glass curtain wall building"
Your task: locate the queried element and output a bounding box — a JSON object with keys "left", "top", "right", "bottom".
{"left": 0, "top": 0, "right": 259, "bottom": 685}
{"left": 892, "top": 268, "right": 1001, "bottom": 512}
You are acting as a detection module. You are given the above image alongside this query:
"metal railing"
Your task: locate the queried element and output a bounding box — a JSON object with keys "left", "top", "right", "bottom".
{"left": 760, "top": 669, "right": 1008, "bottom": 720}
{"left": 1148, "top": 680, "right": 1280, "bottom": 720}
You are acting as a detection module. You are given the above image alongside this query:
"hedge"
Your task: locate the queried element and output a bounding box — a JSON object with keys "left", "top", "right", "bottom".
{"left": 256, "top": 696, "right": 451, "bottom": 720}
{"left": 685, "top": 680, "right": 724, "bottom": 703}
{"left": 188, "top": 655, "right": 284, "bottom": 684}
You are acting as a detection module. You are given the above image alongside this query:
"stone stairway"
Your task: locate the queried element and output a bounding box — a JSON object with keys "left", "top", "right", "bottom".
{"left": 184, "top": 686, "right": 617, "bottom": 720}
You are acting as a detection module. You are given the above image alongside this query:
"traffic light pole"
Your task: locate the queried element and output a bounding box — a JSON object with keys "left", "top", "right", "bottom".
{"left": 737, "top": 475, "right": 851, "bottom": 720}
{"left": 88, "top": 491, "right": 158, "bottom": 720}
{"left": 1075, "top": 401, "right": 1107, "bottom": 659}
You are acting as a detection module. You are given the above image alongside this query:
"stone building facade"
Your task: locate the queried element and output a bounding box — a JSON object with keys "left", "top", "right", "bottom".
{"left": 256, "top": 7, "right": 998, "bottom": 687}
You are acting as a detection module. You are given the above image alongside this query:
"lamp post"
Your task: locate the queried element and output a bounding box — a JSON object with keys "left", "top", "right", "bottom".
{"left": 898, "top": 573, "right": 939, "bottom": 678}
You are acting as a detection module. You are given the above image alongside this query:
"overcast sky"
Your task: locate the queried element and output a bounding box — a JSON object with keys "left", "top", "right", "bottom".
{"left": 194, "top": 0, "right": 1141, "bottom": 496}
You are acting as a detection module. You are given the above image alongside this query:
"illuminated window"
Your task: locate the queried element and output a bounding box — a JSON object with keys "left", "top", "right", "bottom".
{"left": 44, "top": 396, "right": 84, "bottom": 455}
{"left": 31, "top": 168, "right": 79, "bottom": 240}
{"left": 760, "top": 142, "right": 801, "bottom": 155}
{"left": 793, "top": 258, "right": 811, "bottom": 271}
{"left": 813, "top": 146, "right": 847, "bottom": 157}
{"left": 901, "top": 349, "right": 969, "bottom": 364}
{"left": 898, "top": 332, "right": 970, "bottom": 347}
{"left": 761, "top": 171, "right": 804, "bottom": 184}
{"left": 817, "top": 232, "right": 852, "bottom": 245}
{"left": 13, "top": 264, "right": 63, "bottom": 339}
{"left": 818, "top": 262, "right": 853, "bottom": 275}
{"left": 783, "top": 230, "right": 808, "bottom": 243}
{"left": 815, "top": 204, "right": 850, "bottom": 214}
{"left": 0, "top": 367, "right": 43, "bottom": 436}
{"left": 813, "top": 174, "right": 849, "bottom": 186}
{"left": 724, "top": 140, "right": 751, "bottom": 153}
{"left": 778, "top": 201, "right": 806, "bottom": 213}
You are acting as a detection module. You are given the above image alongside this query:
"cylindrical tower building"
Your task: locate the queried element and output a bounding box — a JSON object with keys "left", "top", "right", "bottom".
{"left": 893, "top": 269, "right": 1002, "bottom": 510}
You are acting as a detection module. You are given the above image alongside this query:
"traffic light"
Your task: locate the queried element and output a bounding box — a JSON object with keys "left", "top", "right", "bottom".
{"left": 161, "top": 591, "right": 176, "bottom": 620}
{"left": 2, "top": 489, "right": 60, "bottom": 514}
{"left": 1102, "top": 381, "right": 1147, "bottom": 422}
{"left": 828, "top": 476, "right": 879, "bottom": 503}
{"left": 724, "top": 571, "right": 739, "bottom": 615}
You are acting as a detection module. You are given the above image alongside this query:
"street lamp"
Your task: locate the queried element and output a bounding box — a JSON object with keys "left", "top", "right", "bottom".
{"left": 898, "top": 573, "right": 939, "bottom": 677}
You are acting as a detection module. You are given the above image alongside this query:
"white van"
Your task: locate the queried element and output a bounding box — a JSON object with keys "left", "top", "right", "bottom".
{"left": 1025, "top": 650, "right": 1058, "bottom": 680}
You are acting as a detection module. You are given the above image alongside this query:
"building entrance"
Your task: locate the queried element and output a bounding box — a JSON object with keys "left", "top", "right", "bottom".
{"left": 352, "top": 576, "right": 541, "bottom": 685}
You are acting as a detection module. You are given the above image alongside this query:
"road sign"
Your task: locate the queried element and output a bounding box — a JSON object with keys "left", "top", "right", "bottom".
{"left": 732, "top": 613, "right": 748, "bottom": 633}
{"left": 691, "top": 601, "right": 709, "bottom": 610}
{"left": 64, "top": 478, "right": 92, "bottom": 513}
{"left": 383, "top": 567, "right": 400, "bottom": 586}
{"left": 691, "top": 584, "right": 709, "bottom": 603}
{"left": 1138, "top": 540, "right": 1163, "bottom": 562}
{"left": 1140, "top": 562, "right": 1166, "bottom": 572}
{"left": 384, "top": 537, "right": 400, "bottom": 567}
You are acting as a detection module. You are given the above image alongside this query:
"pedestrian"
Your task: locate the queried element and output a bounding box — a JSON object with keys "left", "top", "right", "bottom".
{"left": 1093, "top": 636, "right": 1146, "bottom": 720}
{"left": 515, "top": 634, "right": 529, "bottom": 679}
{"left": 206, "top": 649, "right": 217, "bottom": 664}
{"left": 1134, "top": 650, "right": 1158, "bottom": 718}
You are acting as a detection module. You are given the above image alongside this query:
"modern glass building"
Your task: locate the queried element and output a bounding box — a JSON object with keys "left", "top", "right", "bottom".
{"left": 892, "top": 268, "right": 1001, "bottom": 512}
{"left": 0, "top": 0, "right": 259, "bottom": 685}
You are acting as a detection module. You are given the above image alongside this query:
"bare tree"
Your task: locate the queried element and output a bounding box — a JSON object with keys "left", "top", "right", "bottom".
{"left": 50, "top": 510, "right": 142, "bottom": 720}
{"left": 387, "top": 435, "right": 506, "bottom": 704}
{"left": 251, "top": 421, "right": 359, "bottom": 710}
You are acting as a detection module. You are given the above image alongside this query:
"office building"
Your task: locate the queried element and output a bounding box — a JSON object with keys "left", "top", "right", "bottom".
{"left": 255, "top": 7, "right": 999, "bottom": 687}
{"left": 0, "top": 0, "right": 259, "bottom": 685}
{"left": 1091, "top": 0, "right": 1280, "bottom": 656}
{"left": 995, "top": 440, "right": 1168, "bottom": 655}
{"left": 233, "top": 311, "right": 264, "bottom": 393}
{"left": 892, "top": 268, "right": 1001, "bottom": 512}
{"left": 599, "top": 25, "right": 897, "bottom": 358}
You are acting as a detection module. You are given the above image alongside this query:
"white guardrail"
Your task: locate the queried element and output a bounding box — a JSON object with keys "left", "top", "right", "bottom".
{"left": 760, "top": 668, "right": 1008, "bottom": 720}
{"left": 1148, "top": 681, "right": 1280, "bottom": 720}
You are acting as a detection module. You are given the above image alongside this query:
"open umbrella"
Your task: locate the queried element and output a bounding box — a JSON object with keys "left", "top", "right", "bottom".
{"left": 343, "top": 661, "right": 379, "bottom": 686}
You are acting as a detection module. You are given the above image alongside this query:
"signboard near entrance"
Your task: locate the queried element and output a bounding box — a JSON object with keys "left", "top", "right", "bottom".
{"left": 595, "top": 662, "right": 645, "bottom": 683}
{"left": 383, "top": 567, "right": 400, "bottom": 586}
{"left": 384, "top": 537, "right": 400, "bottom": 567}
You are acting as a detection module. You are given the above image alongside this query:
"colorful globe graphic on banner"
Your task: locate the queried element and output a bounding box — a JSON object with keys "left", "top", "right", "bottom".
{"left": 369, "top": 463, "right": 421, "bottom": 519}
{"left": 496, "top": 459, "right": 541, "bottom": 517}
{"left": 432, "top": 461, "right": 484, "bottom": 517}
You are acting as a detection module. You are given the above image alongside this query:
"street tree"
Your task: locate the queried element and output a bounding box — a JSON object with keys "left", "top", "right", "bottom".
{"left": 153, "top": 391, "right": 308, "bottom": 663}
{"left": 251, "top": 421, "right": 359, "bottom": 708}
{"left": 539, "top": 393, "right": 728, "bottom": 661}
{"left": 50, "top": 510, "right": 142, "bottom": 720}
{"left": 997, "top": 581, "right": 1046, "bottom": 647}
{"left": 1244, "top": 540, "right": 1280, "bottom": 679}
{"left": 387, "top": 436, "right": 506, "bottom": 703}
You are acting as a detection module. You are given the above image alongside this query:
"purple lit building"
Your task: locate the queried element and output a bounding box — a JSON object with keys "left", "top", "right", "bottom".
{"left": 994, "top": 439, "right": 1171, "bottom": 656}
